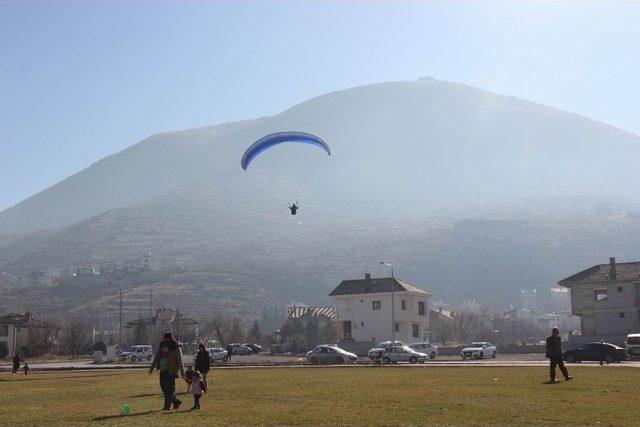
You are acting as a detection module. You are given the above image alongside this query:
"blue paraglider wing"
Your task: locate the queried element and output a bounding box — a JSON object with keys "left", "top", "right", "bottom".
{"left": 241, "top": 131, "right": 331, "bottom": 170}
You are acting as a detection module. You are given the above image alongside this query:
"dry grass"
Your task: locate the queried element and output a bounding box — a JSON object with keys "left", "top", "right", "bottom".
{"left": 0, "top": 366, "right": 637, "bottom": 426}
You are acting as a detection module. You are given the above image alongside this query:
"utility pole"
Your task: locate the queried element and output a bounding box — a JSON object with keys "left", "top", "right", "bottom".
{"left": 118, "top": 286, "right": 123, "bottom": 347}
{"left": 380, "top": 261, "right": 395, "bottom": 343}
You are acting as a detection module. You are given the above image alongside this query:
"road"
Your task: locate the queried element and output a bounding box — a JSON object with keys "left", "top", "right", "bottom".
{"left": 2, "top": 353, "right": 639, "bottom": 372}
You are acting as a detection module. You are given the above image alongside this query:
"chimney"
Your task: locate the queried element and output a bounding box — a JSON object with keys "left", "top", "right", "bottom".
{"left": 365, "top": 273, "right": 371, "bottom": 280}
{"left": 609, "top": 257, "right": 617, "bottom": 280}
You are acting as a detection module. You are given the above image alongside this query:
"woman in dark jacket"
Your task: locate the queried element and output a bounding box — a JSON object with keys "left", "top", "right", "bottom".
{"left": 194, "top": 343, "right": 211, "bottom": 388}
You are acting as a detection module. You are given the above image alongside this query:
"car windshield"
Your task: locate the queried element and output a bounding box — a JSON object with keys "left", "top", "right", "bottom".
{"left": 470, "top": 343, "right": 484, "bottom": 347}
{"left": 627, "top": 337, "right": 640, "bottom": 345}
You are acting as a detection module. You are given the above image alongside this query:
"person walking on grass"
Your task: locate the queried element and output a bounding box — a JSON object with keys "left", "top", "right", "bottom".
{"left": 149, "top": 332, "right": 186, "bottom": 410}
{"left": 189, "top": 369, "right": 207, "bottom": 410}
{"left": 12, "top": 352, "right": 25, "bottom": 375}
{"left": 195, "top": 343, "right": 211, "bottom": 389}
{"left": 546, "top": 327, "right": 573, "bottom": 383}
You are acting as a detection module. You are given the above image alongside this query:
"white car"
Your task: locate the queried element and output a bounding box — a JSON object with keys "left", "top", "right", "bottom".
{"left": 408, "top": 342, "right": 438, "bottom": 359}
{"left": 460, "top": 342, "right": 497, "bottom": 360}
{"left": 369, "top": 345, "right": 428, "bottom": 364}
{"left": 120, "top": 345, "right": 153, "bottom": 362}
{"left": 625, "top": 333, "right": 640, "bottom": 358}
{"left": 367, "top": 341, "right": 404, "bottom": 359}
{"left": 209, "top": 347, "right": 228, "bottom": 362}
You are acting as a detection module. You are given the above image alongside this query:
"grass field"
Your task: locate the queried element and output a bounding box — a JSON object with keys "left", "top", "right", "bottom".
{"left": 1, "top": 366, "right": 637, "bottom": 426}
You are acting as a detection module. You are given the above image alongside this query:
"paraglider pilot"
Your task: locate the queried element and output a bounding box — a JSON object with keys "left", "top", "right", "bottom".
{"left": 289, "top": 203, "right": 299, "bottom": 215}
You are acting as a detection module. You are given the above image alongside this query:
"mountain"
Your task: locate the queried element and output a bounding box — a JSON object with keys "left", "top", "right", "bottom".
{"left": 3, "top": 77, "right": 640, "bottom": 316}
{"left": 2, "top": 77, "right": 640, "bottom": 235}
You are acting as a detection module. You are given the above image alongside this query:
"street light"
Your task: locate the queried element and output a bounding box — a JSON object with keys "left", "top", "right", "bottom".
{"left": 380, "top": 261, "right": 395, "bottom": 343}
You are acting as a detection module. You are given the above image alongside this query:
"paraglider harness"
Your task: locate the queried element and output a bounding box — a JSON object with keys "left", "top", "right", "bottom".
{"left": 289, "top": 202, "right": 299, "bottom": 215}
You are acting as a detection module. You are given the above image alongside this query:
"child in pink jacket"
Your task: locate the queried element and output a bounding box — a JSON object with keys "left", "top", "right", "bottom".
{"left": 189, "top": 370, "right": 206, "bottom": 410}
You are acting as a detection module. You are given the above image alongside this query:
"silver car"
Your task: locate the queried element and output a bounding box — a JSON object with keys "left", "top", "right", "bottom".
{"left": 408, "top": 343, "right": 438, "bottom": 359}
{"left": 306, "top": 345, "right": 358, "bottom": 364}
{"left": 370, "top": 345, "right": 428, "bottom": 364}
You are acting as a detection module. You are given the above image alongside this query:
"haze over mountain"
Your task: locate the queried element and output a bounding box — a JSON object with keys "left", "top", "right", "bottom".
{"left": 2, "top": 77, "right": 640, "bottom": 314}
{"left": 2, "top": 77, "right": 640, "bottom": 236}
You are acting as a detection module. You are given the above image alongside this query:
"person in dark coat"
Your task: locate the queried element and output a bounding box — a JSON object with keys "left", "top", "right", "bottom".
{"left": 12, "top": 352, "right": 25, "bottom": 375}
{"left": 226, "top": 344, "right": 233, "bottom": 362}
{"left": 149, "top": 332, "right": 186, "bottom": 410}
{"left": 194, "top": 343, "right": 211, "bottom": 388}
{"left": 546, "top": 328, "right": 572, "bottom": 382}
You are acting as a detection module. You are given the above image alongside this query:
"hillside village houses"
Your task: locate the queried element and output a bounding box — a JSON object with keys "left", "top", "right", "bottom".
{"left": 559, "top": 257, "right": 640, "bottom": 347}
{"left": 329, "top": 274, "right": 431, "bottom": 349}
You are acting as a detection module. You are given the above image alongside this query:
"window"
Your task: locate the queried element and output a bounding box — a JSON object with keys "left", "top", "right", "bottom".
{"left": 0, "top": 325, "right": 8, "bottom": 337}
{"left": 418, "top": 301, "right": 425, "bottom": 315}
{"left": 620, "top": 312, "right": 626, "bottom": 318}
{"left": 394, "top": 323, "right": 399, "bottom": 332}
{"left": 594, "top": 289, "right": 608, "bottom": 301}
{"left": 372, "top": 301, "right": 381, "bottom": 310}
{"left": 401, "top": 300, "right": 407, "bottom": 311}
{"left": 412, "top": 324, "right": 419, "bottom": 338}
{"left": 617, "top": 286, "right": 623, "bottom": 292}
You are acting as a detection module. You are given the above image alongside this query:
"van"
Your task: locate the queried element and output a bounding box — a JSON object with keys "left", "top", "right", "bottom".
{"left": 625, "top": 333, "right": 640, "bottom": 358}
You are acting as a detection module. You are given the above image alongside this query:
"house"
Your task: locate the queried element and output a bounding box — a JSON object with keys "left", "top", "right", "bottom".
{"left": 559, "top": 257, "right": 640, "bottom": 347}
{"left": 0, "top": 312, "right": 59, "bottom": 357}
{"left": 329, "top": 274, "right": 431, "bottom": 346}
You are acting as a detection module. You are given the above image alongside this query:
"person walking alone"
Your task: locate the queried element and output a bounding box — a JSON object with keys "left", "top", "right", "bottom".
{"left": 194, "top": 343, "right": 211, "bottom": 389}
{"left": 12, "top": 352, "right": 25, "bottom": 375}
{"left": 225, "top": 344, "right": 233, "bottom": 363}
{"left": 149, "top": 332, "right": 186, "bottom": 410}
{"left": 546, "top": 328, "right": 573, "bottom": 383}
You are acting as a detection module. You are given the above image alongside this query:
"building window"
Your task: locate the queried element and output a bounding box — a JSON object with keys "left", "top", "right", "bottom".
{"left": 394, "top": 323, "right": 399, "bottom": 332}
{"left": 412, "top": 324, "right": 419, "bottom": 338}
{"left": 0, "top": 325, "right": 7, "bottom": 337}
{"left": 617, "top": 286, "right": 623, "bottom": 292}
{"left": 372, "top": 301, "right": 381, "bottom": 310}
{"left": 418, "top": 301, "right": 425, "bottom": 315}
{"left": 594, "top": 289, "right": 608, "bottom": 301}
{"left": 401, "top": 300, "right": 407, "bottom": 311}
{"left": 620, "top": 312, "right": 626, "bottom": 318}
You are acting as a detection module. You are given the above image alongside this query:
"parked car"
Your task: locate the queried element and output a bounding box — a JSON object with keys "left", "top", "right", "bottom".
{"left": 625, "top": 333, "right": 640, "bottom": 358}
{"left": 207, "top": 347, "right": 228, "bottom": 363}
{"left": 306, "top": 345, "right": 358, "bottom": 364}
{"left": 563, "top": 342, "right": 627, "bottom": 363}
{"left": 408, "top": 343, "right": 438, "bottom": 359}
{"left": 244, "top": 343, "right": 263, "bottom": 354}
{"left": 376, "top": 340, "right": 405, "bottom": 349}
{"left": 369, "top": 345, "right": 428, "bottom": 364}
{"left": 460, "top": 342, "right": 497, "bottom": 360}
{"left": 230, "top": 343, "right": 252, "bottom": 355}
{"left": 120, "top": 345, "right": 153, "bottom": 362}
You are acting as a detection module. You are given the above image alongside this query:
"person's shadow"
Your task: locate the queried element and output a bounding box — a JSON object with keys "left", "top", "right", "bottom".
{"left": 92, "top": 410, "right": 162, "bottom": 421}
{"left": 542, "top": 380, "right": 560, "bottom": 385}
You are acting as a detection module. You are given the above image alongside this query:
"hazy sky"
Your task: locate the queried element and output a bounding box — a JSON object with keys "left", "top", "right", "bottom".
{"left": 2, "top": 0, "right": 639, "bottom": 211}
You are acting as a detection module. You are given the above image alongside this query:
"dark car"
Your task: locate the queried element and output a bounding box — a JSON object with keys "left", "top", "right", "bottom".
{"left": 244, "top": 343, "right": 263, "bottom": 354}
{"left": 563, "top": 342, "right": 627, "bottom": 363}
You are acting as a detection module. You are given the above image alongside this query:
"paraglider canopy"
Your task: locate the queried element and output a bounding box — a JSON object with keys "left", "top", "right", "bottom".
{"left": 241, "top": 131, "right": 330, "bottom": 170}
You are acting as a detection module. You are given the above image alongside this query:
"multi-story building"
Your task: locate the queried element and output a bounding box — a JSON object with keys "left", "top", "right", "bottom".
{"left": 0, "top": 312, "right": 59, "bottom": 357}
{"left": 559, "top": 257, "right": 640, "bottom": 346}
{"left": 329, "top": 274, "right": 431, "bottom": 346}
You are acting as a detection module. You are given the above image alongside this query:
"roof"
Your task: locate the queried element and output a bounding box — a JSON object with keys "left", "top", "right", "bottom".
{"left": 288, "top": 306, "right": 336, "bottom": 319}
{"left": 558, "top": 261, "right": 640, "bottom": 285}
{"left": 0, "top": 312, "right": 50, "bottom": 328}
{"left": 329, "top": 277, "right": 430, "bottom": 296}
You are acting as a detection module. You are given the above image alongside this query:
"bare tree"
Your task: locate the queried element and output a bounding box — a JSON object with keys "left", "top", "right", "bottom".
{"left": 228, "top": 316, "right": 244, "bottom": 343}
{"left": 202, "top": 313, "right": 230, "bottom": 346}
{"left": 60, "top": 314, "right": 92, "bottom": 358}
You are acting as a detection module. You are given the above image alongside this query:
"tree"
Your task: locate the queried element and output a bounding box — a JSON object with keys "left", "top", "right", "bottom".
{"left": 304, "top": 318, "right": 320, "bottom": 347}
{"left": 248, "top": 320, "right": 262, "bottom": 344}
{"left": 60, "top": 314, "right": 92, "bottom": 358}
{"left": 133, "top": 319, "right": 149, "bottom": 344}
{"left": 229, "top": 316, "right": 244, "bottom": 343}
{"left": 202, "top": 313, "right": 230, "bottom": 346}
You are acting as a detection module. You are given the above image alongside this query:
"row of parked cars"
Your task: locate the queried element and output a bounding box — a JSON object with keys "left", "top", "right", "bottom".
{"left": 119, "top": 343, "right": 263, "bottom": 363}
{"left": 305, "top": 341, "right": 440, "bottom": 365}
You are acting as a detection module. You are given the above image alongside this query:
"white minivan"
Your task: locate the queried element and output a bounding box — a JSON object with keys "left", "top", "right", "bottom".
{"left": 625, "top": 333, "right": 640, "bottom": 358}
{"left": 121, "top": 345, "right": 154, "bottom": 362}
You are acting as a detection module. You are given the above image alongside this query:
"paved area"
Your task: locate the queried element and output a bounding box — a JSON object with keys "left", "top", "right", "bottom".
{"left": 2, "top": 353, "right": 638, "bottom": 372}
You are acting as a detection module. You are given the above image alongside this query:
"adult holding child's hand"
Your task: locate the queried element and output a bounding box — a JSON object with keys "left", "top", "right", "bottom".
{"left": 148, "top": 332, "right": 186, "bottom": 410}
